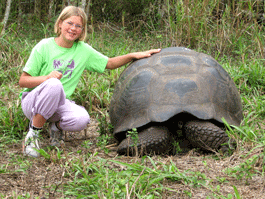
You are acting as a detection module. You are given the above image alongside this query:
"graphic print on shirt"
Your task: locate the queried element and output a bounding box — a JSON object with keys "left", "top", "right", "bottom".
{"left": 53, "top": 59, "right": 75, "bottom": 78}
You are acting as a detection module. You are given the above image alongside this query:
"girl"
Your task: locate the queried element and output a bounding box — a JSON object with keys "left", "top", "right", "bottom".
{"left": 19, "top": 6, "right": 160, "bottom": 157}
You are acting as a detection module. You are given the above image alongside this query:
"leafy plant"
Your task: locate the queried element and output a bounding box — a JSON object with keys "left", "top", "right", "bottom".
{"left": 172, "top": 141, "right": 182, "bottom": 154}
{"left": 127, "top": 128, "right": 139, "bottom": 147}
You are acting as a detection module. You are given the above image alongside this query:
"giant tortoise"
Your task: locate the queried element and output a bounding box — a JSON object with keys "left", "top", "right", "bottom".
{"left": 109, "top": 47, "right": 243, "bottom": 155}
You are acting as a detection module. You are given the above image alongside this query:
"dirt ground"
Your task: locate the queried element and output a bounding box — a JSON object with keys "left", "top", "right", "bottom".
{"left": 0, "top": 118, "right": 264, "bottom": 199}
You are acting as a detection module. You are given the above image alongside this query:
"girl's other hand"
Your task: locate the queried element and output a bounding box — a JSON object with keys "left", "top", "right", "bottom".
{"left": 47, "top": 71, "right": 63, "bottom": 80}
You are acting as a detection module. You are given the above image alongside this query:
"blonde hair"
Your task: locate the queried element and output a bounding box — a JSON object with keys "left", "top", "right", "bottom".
{"left": 54, "top": 6, "right": 87, "bottom": 41}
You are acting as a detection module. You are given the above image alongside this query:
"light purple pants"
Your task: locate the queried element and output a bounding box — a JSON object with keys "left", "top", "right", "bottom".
{"left": 21, "top": 78, "right": 90, "bottom": 131}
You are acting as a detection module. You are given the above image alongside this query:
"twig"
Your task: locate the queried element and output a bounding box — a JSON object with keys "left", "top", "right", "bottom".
{"left": 129, "top": 167, "right": 146, "bottom": 197}
{"left": 50, "top": 168, "right": 65, "bottom": 197}
{"left": 126, "top": 183, "right": 130, "bottom": 199}
{"left": 92, "top": 105, "right": 105, "bottom": 116}
{"left": 105, "top": 143, "right": 117, "bottom": 148}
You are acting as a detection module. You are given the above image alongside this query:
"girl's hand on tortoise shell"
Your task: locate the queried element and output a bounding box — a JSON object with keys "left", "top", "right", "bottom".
{"left": 133, "top": 49, "right": 161, "bottom": 60}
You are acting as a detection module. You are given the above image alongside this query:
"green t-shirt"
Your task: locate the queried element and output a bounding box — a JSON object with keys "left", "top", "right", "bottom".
{"left": 20, "top": 37, "right": 108, "bottom": 99}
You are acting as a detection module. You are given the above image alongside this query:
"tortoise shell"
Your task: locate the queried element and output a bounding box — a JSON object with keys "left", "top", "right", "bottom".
{"left": 110, "top": 47, "right": 243, "bottom": 140}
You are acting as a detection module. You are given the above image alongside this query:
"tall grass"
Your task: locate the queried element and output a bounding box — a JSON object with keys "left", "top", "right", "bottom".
{"left": 142, "top": 0, "right": 264, "bottom": 58}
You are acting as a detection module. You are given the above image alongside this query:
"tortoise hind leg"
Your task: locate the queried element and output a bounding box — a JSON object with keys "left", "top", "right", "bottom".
{"left": 117, "top": 126, "right": 171, "bottom": 156}
{"left": 184, "top": 120, "right": 235, "bottom": 153}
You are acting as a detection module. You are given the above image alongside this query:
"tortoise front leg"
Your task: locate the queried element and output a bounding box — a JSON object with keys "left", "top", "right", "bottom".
{"left": 184, "top": 120, "right": 235, "bottom": 153}
{"left": 117, "top": 126, "right": 171, "bottom": 156}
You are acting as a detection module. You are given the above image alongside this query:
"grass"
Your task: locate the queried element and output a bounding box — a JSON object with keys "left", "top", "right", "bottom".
{"left": 0, "top": 0, "right": 265, "bottom": 198}
{"left": 64, "top": 156, "right": 211, "bottom": 198}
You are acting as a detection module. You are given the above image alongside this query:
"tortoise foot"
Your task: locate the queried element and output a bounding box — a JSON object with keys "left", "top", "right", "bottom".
{"left": 117, "top": 126, "right": 171, "bottom": 156}
{"left": 184, "top": 120, "right": 236, "bottom": 153}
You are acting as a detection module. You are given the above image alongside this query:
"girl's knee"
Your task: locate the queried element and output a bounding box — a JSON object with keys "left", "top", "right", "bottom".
{"left": 39, "top": 78, "right": 66, "bottom": 102}
{"left": 45, "top": 78, "right": 64, "bottom": 92}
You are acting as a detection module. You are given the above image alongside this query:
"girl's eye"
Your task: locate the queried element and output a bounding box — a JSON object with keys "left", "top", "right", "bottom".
{"left": 65, "top": 21, "right": 83, "bottom": 30}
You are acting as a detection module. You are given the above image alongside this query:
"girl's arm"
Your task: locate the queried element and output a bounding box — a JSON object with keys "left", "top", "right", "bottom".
{"left": 106, "top": 49, "right": 161, "bottom": 70}
{"left": 19, "top": 71, "right": 63, "bottom": 88}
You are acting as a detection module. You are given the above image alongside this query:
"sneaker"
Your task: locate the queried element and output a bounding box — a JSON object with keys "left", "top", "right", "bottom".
{"left": 22, "top": 128, "right": 40, "bottom": 157}
{"left": 49, "top": 122, "right": 64, "bottom": 147}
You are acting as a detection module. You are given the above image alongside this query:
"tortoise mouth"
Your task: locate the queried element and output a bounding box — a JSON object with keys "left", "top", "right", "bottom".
{"left": 177, "top": 121, "right": 184, "bottom": 129}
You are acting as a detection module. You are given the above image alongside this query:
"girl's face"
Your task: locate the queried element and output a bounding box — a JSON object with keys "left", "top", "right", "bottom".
{"left": 58, "top": 15, "right": 83, "bottom": 44}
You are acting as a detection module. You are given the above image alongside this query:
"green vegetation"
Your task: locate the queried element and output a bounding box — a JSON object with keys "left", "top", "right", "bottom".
{"left": 0, "top": 0, "right": 264, "bottom": 198}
